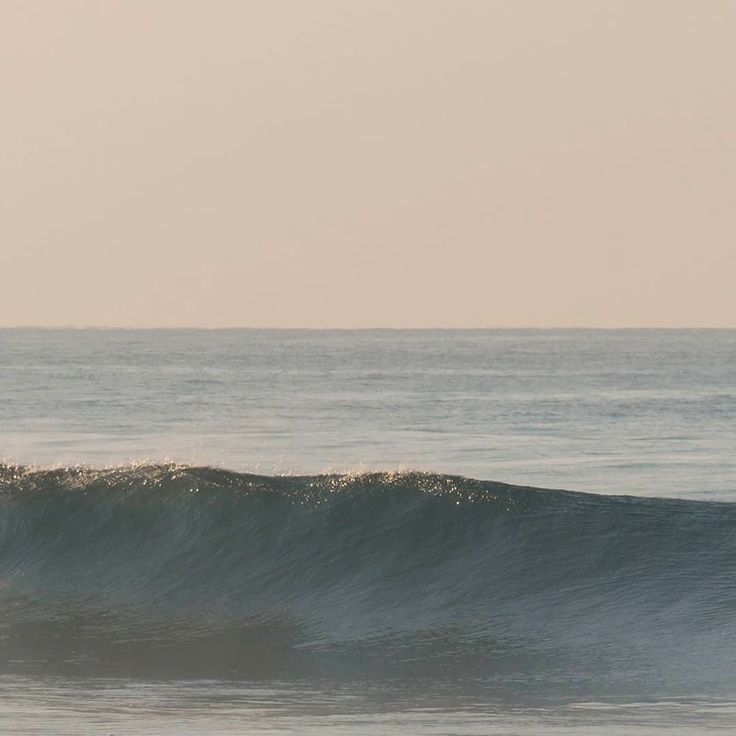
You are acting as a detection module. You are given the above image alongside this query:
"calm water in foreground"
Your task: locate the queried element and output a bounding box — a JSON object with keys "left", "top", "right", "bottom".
{"left": 0, "top": 329, "right": 734, "bottom": 734}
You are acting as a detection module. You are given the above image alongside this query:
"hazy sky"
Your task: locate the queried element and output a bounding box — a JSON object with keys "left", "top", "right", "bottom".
{"left": 2, "top": 1, "right": 734, "bottom": 327}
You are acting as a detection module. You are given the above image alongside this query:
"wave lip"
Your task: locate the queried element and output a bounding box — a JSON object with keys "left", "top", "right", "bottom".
{"left": 1, "top": 464, "right": 735, "bottom": 693}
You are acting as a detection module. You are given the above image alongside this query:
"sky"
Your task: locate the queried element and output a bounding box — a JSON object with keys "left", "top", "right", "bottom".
{"left": 1, "top": 1, "right": 734, "bottom": 328}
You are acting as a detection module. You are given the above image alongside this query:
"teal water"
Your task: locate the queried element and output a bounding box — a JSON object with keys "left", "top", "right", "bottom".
{"left": 1, "top": 329, "right": 734, "bottom": 734}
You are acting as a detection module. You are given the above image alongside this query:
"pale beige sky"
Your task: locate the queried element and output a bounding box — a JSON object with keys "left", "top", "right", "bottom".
{"left": 1, "top": 1, "right": 734, "bottom": 327}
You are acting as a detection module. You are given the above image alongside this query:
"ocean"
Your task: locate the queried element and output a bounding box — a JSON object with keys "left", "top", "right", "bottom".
{"left": 1, "top": 328, "right": 734, "bottom": 734}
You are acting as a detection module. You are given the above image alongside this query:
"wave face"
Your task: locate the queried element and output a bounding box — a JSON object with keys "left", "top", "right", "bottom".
{"left": 1, "top": 465, "right": 735, "bottom": 695}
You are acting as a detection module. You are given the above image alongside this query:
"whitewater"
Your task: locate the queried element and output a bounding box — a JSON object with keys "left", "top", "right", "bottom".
{"left": 1, "top": 329, "right": 734, "bottom": 734}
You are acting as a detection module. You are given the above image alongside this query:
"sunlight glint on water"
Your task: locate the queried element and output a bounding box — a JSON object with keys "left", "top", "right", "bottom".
{"left": 0, "top": 329, "right": 734, "bottom": 734}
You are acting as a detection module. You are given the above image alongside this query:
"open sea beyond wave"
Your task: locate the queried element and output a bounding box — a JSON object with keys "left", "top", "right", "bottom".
{"left": 0, "top": 329, "right": 734, "bottom": 733}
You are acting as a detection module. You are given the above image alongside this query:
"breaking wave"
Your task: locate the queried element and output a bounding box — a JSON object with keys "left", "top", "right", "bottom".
{"left": 1, "top": 464, "right": 734, "bottom": 695}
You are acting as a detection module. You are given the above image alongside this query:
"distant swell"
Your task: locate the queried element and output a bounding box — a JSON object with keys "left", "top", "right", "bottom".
{"left": 1, "top": 464, "right": 735, "bottom": 694}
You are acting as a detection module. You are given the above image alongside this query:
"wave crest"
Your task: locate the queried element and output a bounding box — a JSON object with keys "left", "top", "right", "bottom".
{"left": 1, "top": 464, "right": 734, "bottom": 691}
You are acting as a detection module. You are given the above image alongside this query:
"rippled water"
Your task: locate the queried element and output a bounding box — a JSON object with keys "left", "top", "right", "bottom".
{"left": 1, "top": 678, "right": 735, "bottom": 735}
{"left": 2, "top": 329, "right": 735, "bottom": 499}
{"left": 1, "top": 329, "right": 734, "bottom": 734}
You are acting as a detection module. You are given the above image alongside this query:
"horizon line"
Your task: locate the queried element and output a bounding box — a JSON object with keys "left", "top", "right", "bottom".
{"left": 2, "top": 325, "right": 735, "bottom": 331}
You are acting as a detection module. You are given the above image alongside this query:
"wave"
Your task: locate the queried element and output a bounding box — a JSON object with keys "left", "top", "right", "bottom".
{"left": 1, "top": 464, "right": 734, "bottom": 694}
